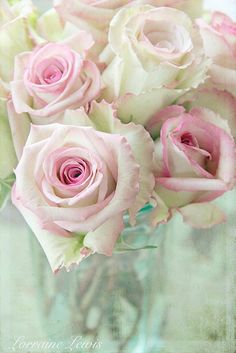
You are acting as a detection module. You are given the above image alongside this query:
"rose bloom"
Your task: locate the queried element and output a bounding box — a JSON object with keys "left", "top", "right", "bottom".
{"left": 8, "top": 40, "right": 101, "bottom": 158}
{"left": 12, "top": 102, "right": 155, "bottom": 272}
{"left": 146, "top": 105, "right": 236, "bottom": 228}
{"left": 198, "top": 12, "right": 236, "bottom": 97}
{"left": 54, "top": 0, "right": 202, "bottom": 56}
{"left": 54, "top": 0, "right": 133, "bottom": 55}
{"left": 10, "top": 41, "right": 100, "bottom": 121}
{"left": 100, "top": 6, "right": 208, "bottom": 126}
{"left": 0, "top": 0, "right": 35, "bottom": 83}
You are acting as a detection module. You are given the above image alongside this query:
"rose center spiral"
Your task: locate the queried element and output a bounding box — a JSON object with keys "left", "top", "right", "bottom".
{"left": 43, "top": 64, "right": 63, "bottom": 84}
{"left": 181, "top": 132, "right": 198, "bottom": 147}
{"left": 57, "top": 158, "right": 89, "bottom": 185}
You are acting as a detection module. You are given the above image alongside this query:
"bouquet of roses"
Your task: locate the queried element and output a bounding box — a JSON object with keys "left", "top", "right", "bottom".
{"left": 1, "top": 0, "right": 235, "bottom": 272}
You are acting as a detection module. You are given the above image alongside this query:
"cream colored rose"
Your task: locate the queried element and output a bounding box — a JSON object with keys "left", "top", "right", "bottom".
{"left": 100, "top": 6, "right": 209, "bottom": 125}
{"left": 0, "top": 0, "right": 36, "bottom": 84}
{"left": 54, "top": 0, "right": 203, "bottom": 59}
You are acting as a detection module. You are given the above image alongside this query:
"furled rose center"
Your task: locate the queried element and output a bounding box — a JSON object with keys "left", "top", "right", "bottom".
{"left": 141, "top": 20, "right": 191, "bottom": 53}
{"left": 180, "top": 132, "right": 198, "bottom": 147}
{"left": 58, "top": 158, "right": 90, "bottom": 185}
{"left": 173, "top": 128, "right": 213, "bottom": 174}
{"left": 32, "top": 57, "right": 66, "bottom": 85}
{"left": 43, "top": 64, "right": 63, "bottom": 84}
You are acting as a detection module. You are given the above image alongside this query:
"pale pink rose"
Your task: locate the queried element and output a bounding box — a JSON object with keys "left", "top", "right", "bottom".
{"left": 10, "top": 41, "right": 101, "bottom": 124}
{"left": 147, "top": 105, "right": 236, "bottom": 228}
{"left": 12, "top": 101, "right": 155, "bottom": 272}
{"left": 198, "top": 12, "right": 236, "bottom": 96}
{"left": 8, "top": 40, "right": 101, "bottom": 159}
{"left": 54, "top": 0, "right": 133, "bottom": 55}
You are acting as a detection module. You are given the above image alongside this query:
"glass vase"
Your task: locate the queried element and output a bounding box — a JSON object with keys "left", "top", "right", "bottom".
{"left": 1, "top": 189, "right": 235, "bottom": 353}
{"left": 0, "top": 202, "right": 164, "bottom": 353}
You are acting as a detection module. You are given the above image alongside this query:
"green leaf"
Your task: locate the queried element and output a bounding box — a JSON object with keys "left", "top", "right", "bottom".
{"left": 115, "top": 245, "right": 157, "bottom": 252}
{"left": 0, "top": 173, "right": 15, "bottom": 211}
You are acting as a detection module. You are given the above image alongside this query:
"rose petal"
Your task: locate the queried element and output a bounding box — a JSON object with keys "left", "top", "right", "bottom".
{"left": 197, "top": 19, "right": 233, "bottom": 59}
{"left": 178, "top": 88, "right": 236, "bottom": 138}
{"left": 116, "top": 89, "right": 184, "bottom": 125}
{"left": 178, "top": 202, "right": 226, "bottom": 228}
{"left": 84, "top": 214, "right": 124, "bottom": 256}
{"left": 146, "top": 104, "right": 185, "bottom": 139}
{"left": 7, "top": 100, "right": 31, "bottom": 160}
{"left": 0, "top": 99, "right": 17, "bottom": 179}
{"left": 0, "top": 17, "right": 33, "bottom": 82}
{"left": 84, "top": 101, "right": 155, "bottom": 223}
{"left": 157, "top": 177, "right": 228, "bottom": 191}
{"left": 209, "top": 64, "right": 236, "bottom": 97}
{"left": 149, "top": 191, "right": 170, "bottom": 227}
{"left": 12, "top": 184, "right": 89, "bottom": 273}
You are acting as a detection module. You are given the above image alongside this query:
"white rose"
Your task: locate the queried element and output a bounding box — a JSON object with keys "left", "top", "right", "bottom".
{"left": 100, "top": 6, "right": 209, "bottom": 125}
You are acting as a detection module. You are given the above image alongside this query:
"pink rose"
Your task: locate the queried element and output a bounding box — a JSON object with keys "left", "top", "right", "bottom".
{"left": 147, "top": 105, "right": 236, "bottom": 228}
{"left": 8, "top": 39, "right": 101, "bottom": 159}
{"left": 12, "top": 102, "right": 155, "bottom": 272}
{"left": 198, "top": 12, "right": 236, "bottom": 96}
{"left": 10, "top": 40, "right": 101, "bottom": 123}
